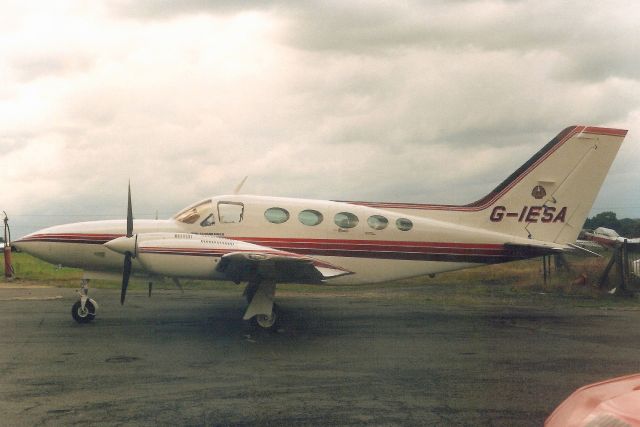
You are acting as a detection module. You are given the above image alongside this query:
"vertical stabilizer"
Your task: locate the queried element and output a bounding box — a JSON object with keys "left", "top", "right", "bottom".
{"left": 345, "top": 126, "right": 627, "bottom": 245}
{"left": 458, "top": 126, "right": 627, "bottom": 243}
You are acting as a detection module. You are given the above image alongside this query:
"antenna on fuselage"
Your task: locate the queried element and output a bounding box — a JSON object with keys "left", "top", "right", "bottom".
{"left": 233, "top": 176, "right": 248, "bottom": 195}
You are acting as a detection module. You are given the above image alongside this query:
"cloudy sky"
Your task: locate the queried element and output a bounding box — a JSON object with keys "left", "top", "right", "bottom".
{"left": 1, "top": 0, "right": 639, "bottom": 238}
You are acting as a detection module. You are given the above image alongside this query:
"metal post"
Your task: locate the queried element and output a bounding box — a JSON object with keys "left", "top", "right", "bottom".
{"left": 3, "top": 212, "right": 13, "bottom": 280}
{"left": 598, "top": 251, "right": 617, "bottom": 289}
{"left": 624, "top": 239, "right": 630, "bottom": 287}
{"left": 618, "top": 239, "right": 629, "bottom": 294}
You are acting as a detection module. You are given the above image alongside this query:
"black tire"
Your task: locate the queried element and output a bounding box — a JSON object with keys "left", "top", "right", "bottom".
{"left": 251, "top": 304, "right": 280, "bottom": 331}
{"left": 71, "top": 300, "right": 96, "bottom": 324}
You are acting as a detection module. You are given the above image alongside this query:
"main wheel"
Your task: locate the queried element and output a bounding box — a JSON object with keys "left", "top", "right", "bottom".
{"left": 253, "top": 304, "right": 280, "bottom": 330}
{"left": 71, "top": 300, "right": 96, "bottom": 324}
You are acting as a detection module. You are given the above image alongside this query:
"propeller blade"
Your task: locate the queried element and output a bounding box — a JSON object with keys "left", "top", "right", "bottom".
{"left": 121, "top": 253, "right": 132, "bottom": 305}
{"left": 126, "top": 181, "right": 133, "bottom": 238}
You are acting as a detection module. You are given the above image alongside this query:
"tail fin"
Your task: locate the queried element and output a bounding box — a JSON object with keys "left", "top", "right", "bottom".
{"left": 461, "top": 125, "right": 627, "bottom": 243}
{"left": 346, "top": 126, "right": 627, "bottom": 244}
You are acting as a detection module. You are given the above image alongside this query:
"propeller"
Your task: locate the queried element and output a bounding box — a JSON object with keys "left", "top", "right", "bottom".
{"left": 103, "top": 182, "right": 138, "bottom": 305}
{"left": 121, "top": 182, "right": 135, "bottom": 305}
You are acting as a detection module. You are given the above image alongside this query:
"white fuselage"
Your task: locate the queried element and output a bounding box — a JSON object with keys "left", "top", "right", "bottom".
{"left": 15, "top": 195, "right": 544, "bottom": 285}
{"left": 16, "top": 126, "right": 629, "bottom": 286}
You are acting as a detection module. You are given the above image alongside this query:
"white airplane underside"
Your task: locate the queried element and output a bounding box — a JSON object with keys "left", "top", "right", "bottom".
{"left": 14, "top": 126, "right": 629, "bottom": 329}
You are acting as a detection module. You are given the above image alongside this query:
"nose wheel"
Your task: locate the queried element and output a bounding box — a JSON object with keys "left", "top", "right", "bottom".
{"left": 71, "top": 299, "right": 97, "bottom": 323}
{"left": 71, "top": 279, "right": 98, "bottom": 324}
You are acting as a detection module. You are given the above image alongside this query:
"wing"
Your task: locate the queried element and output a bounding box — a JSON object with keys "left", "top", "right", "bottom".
{"left": 215, "top": 249, "right": 352, "bottom": 284}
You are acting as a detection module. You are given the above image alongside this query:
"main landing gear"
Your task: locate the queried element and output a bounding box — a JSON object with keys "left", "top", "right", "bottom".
{"left": 243, "top": 280, "right": 281, "bottom": 331}
{"left": 71, "top": 279, "right": 99, "bottom": 324}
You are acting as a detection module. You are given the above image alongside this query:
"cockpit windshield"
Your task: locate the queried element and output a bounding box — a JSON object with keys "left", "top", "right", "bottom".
{"left": 173, "top": 199, "right": 214, "bottom": 225}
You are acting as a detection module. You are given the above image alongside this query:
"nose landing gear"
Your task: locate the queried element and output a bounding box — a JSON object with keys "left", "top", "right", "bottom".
{"left": 72, "top": 279, "right": 99, "bottom": 324}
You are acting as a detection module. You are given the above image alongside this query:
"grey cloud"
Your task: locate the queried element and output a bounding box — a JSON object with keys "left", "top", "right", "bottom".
{"left": 107, "top": 0, "right": 640, "bottom": 83}
{"left": 3, "top": 0, "right": 640, "bottom": 238}
{"left": 107, "top": 0, "right": 274, "bottom": 19}
{"left": 0, "top": 137, "right": 29, "bottom": 155}
{"left": 11, "top": 54, "right": 94, "bottom": 83}
{"left": 281, "top": 1, "right": 640, "bottom": 82}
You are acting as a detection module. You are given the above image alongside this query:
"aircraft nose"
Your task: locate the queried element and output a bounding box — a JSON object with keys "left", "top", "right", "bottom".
{"left": 11, "top": 237, "right": 25, "bottom": 251}
{"left": 10, "top": 232, "right": 50, "bottom": 259}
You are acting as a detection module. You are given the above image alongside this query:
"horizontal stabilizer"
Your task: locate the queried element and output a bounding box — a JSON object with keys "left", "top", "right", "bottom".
{"left": 567, "top": 243, "right": 602, "bottom": 257}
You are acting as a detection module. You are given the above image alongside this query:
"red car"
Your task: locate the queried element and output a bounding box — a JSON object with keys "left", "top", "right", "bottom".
{"left": 546, "top": 373, "right": 640, "bottom": 426}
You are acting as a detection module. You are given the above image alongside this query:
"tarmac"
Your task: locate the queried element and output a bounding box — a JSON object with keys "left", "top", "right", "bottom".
{"left": 1, "top": 282, "right": 640, "bottom": 426}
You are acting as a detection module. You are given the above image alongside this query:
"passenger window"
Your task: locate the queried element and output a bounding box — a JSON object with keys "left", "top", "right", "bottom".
{"left": 264, "top": 207, "right": 290, "bottom": 224}
{"left": 334, "top": 212, "right": 359, "bottom": 229}
{"left": 396, "top": 218, "right": 413, "bottom": 231}
{"left": 200, "top": 213, "right": 215, "bottom": 227}
{"left": 367, "top": 215, "right": 388, "bottom": 230}
{"left": 299, "top": 210, "right": 323, "bottom": 226}
{"left": 218, "top": 202, "right": 244, "bottom": 223}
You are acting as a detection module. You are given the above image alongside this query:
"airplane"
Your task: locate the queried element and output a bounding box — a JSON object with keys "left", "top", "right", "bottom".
{"left": 583, "top": 227, "right": 640, "bottom": 249}
{"left": 13, "top": 125, "right": 628, "bottom": 329}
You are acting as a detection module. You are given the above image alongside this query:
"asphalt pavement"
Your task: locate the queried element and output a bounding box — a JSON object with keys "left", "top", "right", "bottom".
{"left": 2, "top": 283, "right": 640, "bottom": 426}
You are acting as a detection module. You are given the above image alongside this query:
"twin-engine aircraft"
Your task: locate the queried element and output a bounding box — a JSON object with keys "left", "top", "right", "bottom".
{"left": 14, "top": 126, "right": 628, "bottom": 329}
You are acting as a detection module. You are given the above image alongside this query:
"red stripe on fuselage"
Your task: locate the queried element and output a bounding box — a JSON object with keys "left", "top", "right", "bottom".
{"left": 18, "top": 233, "right": 516, "bottom": 262}
{"left": 18, "top": 233, "right": 122, "bottom": 244}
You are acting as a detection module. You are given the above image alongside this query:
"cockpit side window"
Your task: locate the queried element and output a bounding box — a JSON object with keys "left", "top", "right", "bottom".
{"left": 200, "top": 213, "right": 215, "bottom": 227}
{"left": 218, "top": 201, "right": 244, "bottom": 223}
{"left": 174, "top": 199, "right": 213, "bottom": 224}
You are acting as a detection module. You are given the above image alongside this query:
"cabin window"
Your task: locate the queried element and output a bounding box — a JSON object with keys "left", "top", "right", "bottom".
{"left": 218, "top": 202, "right": 244, "bottom": 223}
{"left": 264, "top": 207, "right": 290, "bottom": 224}
{"left": 396, "top": 218, "right": 413, "bottom": 231}
{"left": 367, "top": 215, "right": 388, "bottom": 230}
{"left": 334, "top": 212, "right": 359, "bottom": 229}
{"left": 299, "top": 209, "right": 323, "bottom": 226}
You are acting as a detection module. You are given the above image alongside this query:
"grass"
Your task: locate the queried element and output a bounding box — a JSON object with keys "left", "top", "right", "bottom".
{"left": 7, "top": 252, "right": 83, "bottom": 285}
{"left": 2, "top": 250, "right": 639, "bottom": 308}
